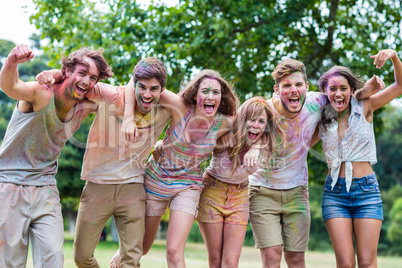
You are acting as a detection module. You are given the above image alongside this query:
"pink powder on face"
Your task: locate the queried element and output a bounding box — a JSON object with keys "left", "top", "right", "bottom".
{"left": 197, "top": 96, "right": 203, "bottom": 111}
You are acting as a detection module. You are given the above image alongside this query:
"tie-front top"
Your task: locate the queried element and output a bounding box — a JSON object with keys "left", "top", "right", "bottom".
{"left": 319, "top": 97, "right": 377, "bottom": 192}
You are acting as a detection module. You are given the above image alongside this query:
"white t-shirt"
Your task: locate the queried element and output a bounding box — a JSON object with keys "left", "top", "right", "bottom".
{"left": 249, "top": 92, "right": 327, "bottom": 189}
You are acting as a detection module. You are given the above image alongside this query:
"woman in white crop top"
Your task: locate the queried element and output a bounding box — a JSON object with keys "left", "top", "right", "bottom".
{"left": 318, "top": 49, "right": 402, "bottom": 268}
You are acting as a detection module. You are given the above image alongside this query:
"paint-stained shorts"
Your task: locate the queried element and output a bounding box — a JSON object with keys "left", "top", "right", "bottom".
{"left": 145, "top": 185, "right": 201, "bottom": 217}
{"left": 249, "top": 185, "right": 310, "bottom": 252}
{"left": 197, "top": 175, "right": 249, "bottom": 225}
{"left": 322, "top": 173, "right": 383, "bottom": 222}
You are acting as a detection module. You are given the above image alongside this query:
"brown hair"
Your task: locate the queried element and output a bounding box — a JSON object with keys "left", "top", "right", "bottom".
{"left": 229, "top": 96, "right": 285, "bottom": 171}
{"left": 271, "top": 59, "right": 307, "bottom": 86}
{"left": 179, "top": 69, "right": 239, "bottom": 116}
{"left": 61, "top": 47, "right": 113, "bottom": 81}
{"left": 133, "top": 57, "right": 167, "bottom": 89}
{"left": 318, "top": 66, "right": 365, "bottom": 130}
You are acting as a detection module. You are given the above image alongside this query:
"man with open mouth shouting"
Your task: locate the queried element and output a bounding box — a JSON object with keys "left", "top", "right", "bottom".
{"left": 0, "top": 44, "right": 113, "bottom": 268}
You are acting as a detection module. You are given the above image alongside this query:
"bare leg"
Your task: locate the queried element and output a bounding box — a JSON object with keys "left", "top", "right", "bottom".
{"left": 260, "top": 245, "right": 282, "bottom": 268}
{"left": 198, "top": 222, "right": 224, "bottom": 268}
{"left": 325, "top": 218, "right": 356, "bottom": 268}
{"left": 221, "top": 223, "right": 247, "bottom": 268}
{"left": 283, "top": 251, "right": 305, "bottom": 268}
{"left": 143, "top": 216, "right": 163, "bottom": 255}
{"left": 354, "top": 218, "right": 382, "bottom": 268}
{"left": 166, "top": 210, "right": 195, "bottom": 268}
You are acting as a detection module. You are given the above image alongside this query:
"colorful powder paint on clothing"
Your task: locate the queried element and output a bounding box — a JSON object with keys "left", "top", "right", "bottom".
{"left": 144, "top": 105, "right": 223, "bottom": 198}
{"left": 249, "top": 92, "right": 327, "bottom": 190}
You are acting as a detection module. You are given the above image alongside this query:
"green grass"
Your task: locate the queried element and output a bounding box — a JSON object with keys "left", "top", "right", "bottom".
{"left": 25, "top": 233, "right": 402, "bottom": 267}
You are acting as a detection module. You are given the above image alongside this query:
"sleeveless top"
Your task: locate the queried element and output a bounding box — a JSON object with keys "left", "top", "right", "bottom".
{"left": 249, "top": 92, "right": 327, "bottom": 189}
{"left": 204, "top": 149, "right": 257, "bottom": 185}
{"left": 145, "top": 105, "right": 223, "bottom": 197}
{"left": 319, "top": 97, "right": 377, "bottom": 192}
{"left": 0, "top": 91, "right": 84, "bottom": 186}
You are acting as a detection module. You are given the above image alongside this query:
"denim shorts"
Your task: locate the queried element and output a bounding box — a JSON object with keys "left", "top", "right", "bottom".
{"left": 321, "top": 173, "right": 383, "bottom": 222}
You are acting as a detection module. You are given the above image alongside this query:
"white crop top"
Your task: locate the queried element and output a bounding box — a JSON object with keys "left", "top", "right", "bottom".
{"left": 319, "top": 97, "right": 377, "bottom": 192}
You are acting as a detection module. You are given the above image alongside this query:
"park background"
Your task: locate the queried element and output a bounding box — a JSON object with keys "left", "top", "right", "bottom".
{"left": 1, "top": 0, "right": 402, "bottom": 266}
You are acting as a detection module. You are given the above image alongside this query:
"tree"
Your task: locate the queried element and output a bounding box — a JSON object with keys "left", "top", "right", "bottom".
{"left": 30, "top": 0, "right": 401, "bottom": 98}
{"left": 0, "top": 39, "right": 16, "bottom": 69}
{"left": 375, "top": 105, "right": 402, "bottom": 189}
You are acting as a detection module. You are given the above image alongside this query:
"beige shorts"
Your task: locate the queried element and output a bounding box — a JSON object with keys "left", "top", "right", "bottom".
{"left": 249, "top": 185, "right": 310, "bottom": 252}
{"left": 146, "top": 186, "right": 201, "bottom": 217}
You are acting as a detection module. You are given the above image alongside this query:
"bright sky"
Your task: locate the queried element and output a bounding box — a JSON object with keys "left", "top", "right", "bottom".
{"left": 0, "top": 0, "right": 37, "bottom": 44}
{"left": 0, "top": 0, "right": 179, "bottom": 45}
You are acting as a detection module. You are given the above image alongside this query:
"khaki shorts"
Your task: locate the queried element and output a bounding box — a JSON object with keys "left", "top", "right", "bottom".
{"left": 249, "top": 185, "right": 310, "bottom": 252}
{"left": 197, "top": 176, "right": 249, "bottom": 225}
{"left": 145, "top": 186, "right": 201, "bottom": 217}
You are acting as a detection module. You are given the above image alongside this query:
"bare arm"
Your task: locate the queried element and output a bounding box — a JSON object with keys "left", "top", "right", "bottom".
{"left": 353, "top": 75, "right": 385, "bottom": 100}
{"left": 0, "top": 44, "right": 36, "bottom": 103}
{"left": 367, "top": 49, "right": 402, "bottom": 113}
{"left": 36, "top": 69, "right": 63, "bottom": 85}
{"left": 122, "top": 77, "right": 138, "bottom": 141}
{"left": 310, "top": 126, "right": 320, "bottom": 148}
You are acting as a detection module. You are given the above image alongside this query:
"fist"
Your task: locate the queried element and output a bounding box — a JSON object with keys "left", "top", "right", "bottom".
{"left": 7, "top": 44, "right": 34, "bottom": 65}
{"left": 36, "top": 70, "right": 56, "bottom": 85}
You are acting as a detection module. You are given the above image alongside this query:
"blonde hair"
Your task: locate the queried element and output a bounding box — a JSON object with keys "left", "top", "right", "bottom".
{"left": 228, "top": 97, "right": 285, "bottom": 170}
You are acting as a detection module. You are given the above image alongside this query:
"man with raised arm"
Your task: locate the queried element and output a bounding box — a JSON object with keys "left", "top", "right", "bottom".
{"left": 0, "top": 44, "right": 113, "bottom": 267}
{"left": 37, "top": 57, "right": 172, "bottom": 268}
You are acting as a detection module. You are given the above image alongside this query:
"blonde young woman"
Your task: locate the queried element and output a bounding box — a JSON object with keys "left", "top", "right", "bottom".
{"left": 196, "top": 97, "right": 284, "bottom": 268}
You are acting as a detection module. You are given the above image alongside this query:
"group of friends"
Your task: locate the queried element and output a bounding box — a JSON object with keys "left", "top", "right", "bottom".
{"left": 0, "top": 43, "right": 401, "bottom": 268}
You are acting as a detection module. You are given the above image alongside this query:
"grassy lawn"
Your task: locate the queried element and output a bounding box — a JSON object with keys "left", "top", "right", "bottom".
{"left": 25, "top": 233, "right": 402, "bottom": 267}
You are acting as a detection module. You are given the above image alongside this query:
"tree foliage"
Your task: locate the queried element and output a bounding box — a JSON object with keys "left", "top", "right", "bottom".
{"left": 376, "top": 104, "right": 402, "bottom": 188}
{"left": 30, "top": 0, "right": 402, "bottom": 97}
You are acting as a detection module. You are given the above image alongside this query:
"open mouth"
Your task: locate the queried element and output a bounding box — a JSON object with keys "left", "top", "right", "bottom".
{"left": 289, "top": 97, "right": 300, "bottom": 106}
{"left": 74, "top": 85, "right": 88, "bottom": 98}
{"left": 76, "top": 85, "right": 87, "bottom": 94}
{"left": 248, "top": 130, "right": 259, "bottom": 141}
{"left": 204, "top": 103, "right": 215, "bottom": 113}
{"left": 334, "top": 99, "right": 346, "bottom": 109}
{"left": 141, "top": 98, "right": 153, "bottom": 108}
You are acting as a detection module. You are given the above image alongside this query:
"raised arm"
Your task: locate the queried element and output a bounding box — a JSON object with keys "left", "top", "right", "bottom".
{"left": 367, "top": 49, "right": 402, "bottom": 112}
{"left": 0, "top": 44, "right": 36, "bottom": 102}
{"left": 353, "top": 75, "right": 385, "bottom": 100}
{"left": 122, "top": 77, "right": 138, "bottom": 141}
